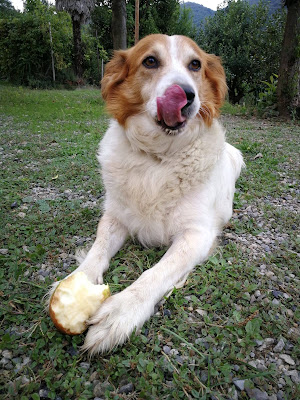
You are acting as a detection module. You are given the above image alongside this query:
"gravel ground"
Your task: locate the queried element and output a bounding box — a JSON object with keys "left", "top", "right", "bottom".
{"left": 1, "top": 113, "right": 299, "bottom": 399}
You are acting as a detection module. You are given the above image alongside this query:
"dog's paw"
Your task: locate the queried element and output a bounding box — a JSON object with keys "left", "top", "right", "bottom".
{"left": 82, "top": 289, "right": 154, "bottom": 354}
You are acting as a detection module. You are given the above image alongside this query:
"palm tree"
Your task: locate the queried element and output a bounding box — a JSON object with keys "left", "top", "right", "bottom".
{"left": 56, "top": 0, "right": 95, "bottom": 78}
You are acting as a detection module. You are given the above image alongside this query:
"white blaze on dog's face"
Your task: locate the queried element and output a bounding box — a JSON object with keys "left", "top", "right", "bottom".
{"left": 101, "top": 34, "right": 227, "bottom": 135}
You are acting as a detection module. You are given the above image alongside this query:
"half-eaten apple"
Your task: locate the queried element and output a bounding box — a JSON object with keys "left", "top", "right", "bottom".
{"left": 49, "top": 271, "right": 110, "bottom": 335}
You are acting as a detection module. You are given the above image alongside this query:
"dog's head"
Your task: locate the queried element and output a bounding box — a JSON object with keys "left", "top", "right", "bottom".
{"left": 102, "top": 34, "right": 227, "bottom": 135}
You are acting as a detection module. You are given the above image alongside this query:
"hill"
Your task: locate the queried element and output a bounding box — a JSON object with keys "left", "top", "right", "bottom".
{"left": 247, "top": 0, "right": 283, "bottom": 13}
{"left": 181, "top": 2, "right": 215, "bottom": 27}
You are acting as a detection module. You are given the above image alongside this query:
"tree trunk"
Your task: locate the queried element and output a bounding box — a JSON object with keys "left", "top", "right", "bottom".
{"left": 112, "top": 0, "right": 127, "bottom": 50}
{"left": 277, "top": 0, "right": 300, "bottom": 118}
{"left": 72, "top": 16, "right": 83, "bottom": 79}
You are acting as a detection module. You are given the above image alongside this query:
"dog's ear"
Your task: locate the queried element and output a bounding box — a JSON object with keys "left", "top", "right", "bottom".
{"left": 101, "top": 50, "right": 129, "bottom": 102}
{"left": 202, "top": 54, "right": 227, "bottom": 122}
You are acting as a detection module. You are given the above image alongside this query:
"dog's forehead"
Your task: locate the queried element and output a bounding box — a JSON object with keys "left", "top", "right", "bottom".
{"left": 169, "top": 36, "right": 202, "bottom": 61}
{"left": 131, "top": 35, "right": 202, "bottom": 64}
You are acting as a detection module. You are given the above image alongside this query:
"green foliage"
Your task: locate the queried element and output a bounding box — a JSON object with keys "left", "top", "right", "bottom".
{"left": 0, "top": 1, "right": 73, "bottom": 86}
{"left": 198, "top": 0, "right": 286, "bottom": 104}
{"left": 0, "top": 0, "right": 18, "bottom": 18}
{"left": 82, "top": 28, "right": 109, "bottom": 84}
{"left": 257, "top": 73, "right": 279, "bottom": 116}
{"left": 91, "top": 0, "right": 197, "bottom": 51}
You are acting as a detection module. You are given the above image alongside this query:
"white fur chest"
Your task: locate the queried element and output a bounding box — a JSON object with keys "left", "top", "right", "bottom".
{"left": 98, "top": 120, "right": 225, "bottom": 245}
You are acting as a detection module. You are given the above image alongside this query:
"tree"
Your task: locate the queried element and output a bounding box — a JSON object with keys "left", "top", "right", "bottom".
{"left": 111, "top": 0, "right": 127, "bottom": 49}
{"left": 0, "top": 0, "right": 18, "bottom": 18}
{"left": 0, "top": 2, "right": 73, "bottom": 86}
{"left": 56, "top": 0, "right": 95, "bottom": 78}
{"left": 277, "top": 0, "right": 300, "bottom": 118}
{"left": 200, "top": 0, "right": 285, "bottom": 103}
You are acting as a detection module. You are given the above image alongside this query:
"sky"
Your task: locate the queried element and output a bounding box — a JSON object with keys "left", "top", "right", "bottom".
{"left": 11, "top": 0, "right": 223, "bottom": 12}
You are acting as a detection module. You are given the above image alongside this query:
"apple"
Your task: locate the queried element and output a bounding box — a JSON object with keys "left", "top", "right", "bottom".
{"left": 49, "top": 271, "right": 110, "bottom": 335}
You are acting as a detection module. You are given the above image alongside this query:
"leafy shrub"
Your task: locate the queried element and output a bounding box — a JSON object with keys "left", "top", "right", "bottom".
{"left": 257, "top": 73, "right": 279, "bottom": 116}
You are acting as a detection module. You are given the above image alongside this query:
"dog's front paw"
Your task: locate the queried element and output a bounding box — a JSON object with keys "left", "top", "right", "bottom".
{"left": 82, "top": 289, "right": 154, "bottom": 354}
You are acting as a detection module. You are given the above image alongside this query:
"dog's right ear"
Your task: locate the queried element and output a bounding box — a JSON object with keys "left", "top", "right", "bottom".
{"left": 101, "top": 50, "right": 129, "bottom": 102}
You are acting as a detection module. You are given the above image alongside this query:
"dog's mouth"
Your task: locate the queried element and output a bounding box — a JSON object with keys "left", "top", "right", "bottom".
{"left": 157, "top": 119, "right": 187, "bottom": 135}
{"left": 156, "top": 85, "right": 189, "bottom": 135}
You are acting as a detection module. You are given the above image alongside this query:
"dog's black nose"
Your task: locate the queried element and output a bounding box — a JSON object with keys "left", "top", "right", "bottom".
{"left": 181, "top": 85, "right": 195, "bottom": 107}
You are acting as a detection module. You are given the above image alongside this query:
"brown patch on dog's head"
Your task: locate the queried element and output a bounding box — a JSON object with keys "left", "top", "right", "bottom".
{"left": 101, "top": 34, "right": 227, "bottom": 127}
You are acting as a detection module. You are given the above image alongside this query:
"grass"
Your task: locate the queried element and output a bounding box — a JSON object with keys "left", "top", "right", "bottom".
{"left": 0, "top": 85, "right": 299, "bottom": 399}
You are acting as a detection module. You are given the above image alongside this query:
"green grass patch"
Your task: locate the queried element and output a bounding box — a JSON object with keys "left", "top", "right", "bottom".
{"left": 1, "top": 86, "right": 299, "bottom": 399}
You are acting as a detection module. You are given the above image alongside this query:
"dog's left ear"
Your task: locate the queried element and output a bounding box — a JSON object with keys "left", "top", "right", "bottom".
{"left": 101, "top": 50, "right": 129, "bottom": 102}
{"left": 204, "top": 54, "right": 227, "bottom": 119}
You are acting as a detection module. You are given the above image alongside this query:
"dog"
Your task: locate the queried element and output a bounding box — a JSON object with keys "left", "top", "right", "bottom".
{"left": 51, "top": 34, "right": 244, "bottom": 354}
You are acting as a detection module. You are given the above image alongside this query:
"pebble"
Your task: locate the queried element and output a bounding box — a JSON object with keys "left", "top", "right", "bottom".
{"left": 272, "top": 299, "right": 280, "bottom": 305}
{"left": 258, "top": 338, "right": 275, "bottom": 351}
{"left": 273, "top": 338, "right": 285, "bottom": 353}
{"left": 0, "top": 248, "right": 8, "bottom": 255}
{"left": 195, "top": 308, "right": 207, "bottom": 317}
{"left": 272, "top": 290, "right": 283, "bottom": 299}
{"left": 93, "top": 382, "right": 110, "bottom": 397}
{"left": 2, "top": 350, "right": 12, "bottom": 359}
{"left": 200, "top": 370, "right": 208, "bottom": 383}
{"left": 17, "top": 211, "right": 26, "bottom": 218}
{"left": 245, "top": 388, "right": 268, "bottom": 400}
{"left": 11, "top": 201, "right": 19, "bottom": 209}
{"left": 279, "top": 354, "right": 295, "bottom": 365}
{"left": 80, "top": 362, "right": 90, "bottom": 370}
{"left": 39, "top": 389, "right": 49, "bottom": 398}
{"left": 118, "top": 382, "right": 134, "bottom": 394}
{"left": 233, "top": 379, "right": 245, "bottom": 391}
{"left": 287, "top": 369, "right": 300, "bottom": 384}
{"left": 277, "top": 390, "right": 285, "bottom": 400}
{"left": 162, "top": 345, "right": 171, "bottom": 355}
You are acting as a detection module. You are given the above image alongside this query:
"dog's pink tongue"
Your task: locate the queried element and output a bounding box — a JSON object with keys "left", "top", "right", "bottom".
{"left": 157, "top": 85, "right": 187, "bottom": 127}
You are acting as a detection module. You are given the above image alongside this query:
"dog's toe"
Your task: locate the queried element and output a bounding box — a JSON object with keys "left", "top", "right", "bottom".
{"left": 82, "top": 290, "right": 154, "bottom": 355}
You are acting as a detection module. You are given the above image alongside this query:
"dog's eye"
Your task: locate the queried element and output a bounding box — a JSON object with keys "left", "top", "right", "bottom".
{"left": 143, "top": 56, "right": 159, "bottom": 69}
{"left": 188, "top": 60, "right": 201, "bottom": 71}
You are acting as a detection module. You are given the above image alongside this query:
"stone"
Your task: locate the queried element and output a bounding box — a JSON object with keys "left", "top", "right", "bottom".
{"left": 273, "top": 338, "right": 285, "bottom": 353}
{"left": 93, "top": 383, "right": 107, "bottom": 398}
{"left": 233, "top": 379, "right": 245, "bottom": 391}
{"left": 39, "top": 389, "right": 49, "bottom": 398}
{"left": 287, "top": 370, "right": 300, "bottom": 384}
{"left": 0, "top": 249, "right": 8, "bottom": 255}
{"left": 89, "top": 371, "right": 100, "bottom": 382}
{"left": 11, "top": 201, "right": 19, "bottom": 209}
{"left": 200, "top": 370, "right": 208, "bottom": 383}
{"left": 17, "top": 212, "right": 26, "bottom": 218}
{"left": 79, "top": 362, "right": 90, "bottom": 370}
{"left": 277, "top": 390, "right": 285, "bottom": 400}
{"left": 162, "top": 345, "right": 171, "bottom": 355}
{"left": 258, "top": 338, "right": 275, "bottom": 351}
{"left": 118, "top": 382, "right": 134, "bottom": 394}
{"left": 245, "top": 388, "right": 268, "bottom": 400}
{"left": 2, "top": 350, "right": 12, "bottom": 359}
{"left": 279, "top": 354, "right": 295, "bottom": 365}
{"left": 195, "top": 308, "right": 207, "bottom": 317}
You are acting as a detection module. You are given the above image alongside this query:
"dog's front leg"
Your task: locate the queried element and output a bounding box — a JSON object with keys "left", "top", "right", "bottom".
{"left": 83, "top": 227, "right": 217, "bottom": 354}
{"left": 71, "top": 213, "right": 128, "bottom": 284}
{"left": 48, "top": 214, "right": 128, "bottom": 299}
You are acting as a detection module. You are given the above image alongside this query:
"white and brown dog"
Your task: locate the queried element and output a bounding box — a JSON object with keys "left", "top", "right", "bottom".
{"left": 51, "top": 34, "right": 244, "bottom": 354}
